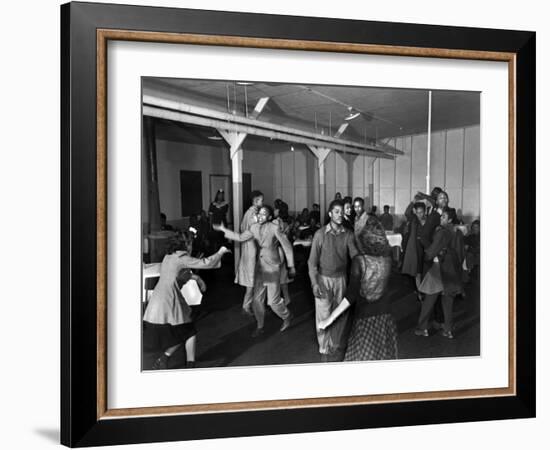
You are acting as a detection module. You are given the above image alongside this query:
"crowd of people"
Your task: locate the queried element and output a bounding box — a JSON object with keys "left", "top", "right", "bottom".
{"left": 142, "top": 187, "right": 481, "bottom": 369}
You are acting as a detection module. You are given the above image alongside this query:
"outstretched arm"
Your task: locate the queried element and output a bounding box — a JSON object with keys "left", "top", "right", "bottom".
{"left": 213, "top": 223, "right": 254, "bottom": 242}
{"left": 404, "top": 202, "right": 415, "bottom": 220}
{"left": 416, "top": 191, "right": 436, "bottom": 207}
{"left": 177, "top": 246, "right": 231, "bottom": 270}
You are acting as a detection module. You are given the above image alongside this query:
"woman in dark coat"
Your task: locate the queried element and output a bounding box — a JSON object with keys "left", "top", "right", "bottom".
{"left": 208, "top": 189, "right": 229, "bottom": 249}
{"left": 415, "top": 208, "right": 464, "bottom": 339}
{"left": 401, "top": 201, "right": 427, "bottom": 280}
{"left": 317, "top": 216, "right": 398, "bottom": 361}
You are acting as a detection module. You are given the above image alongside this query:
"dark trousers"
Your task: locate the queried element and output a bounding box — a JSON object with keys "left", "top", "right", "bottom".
{"left": 418, "top": 293, "right": 454, "bottom": 332}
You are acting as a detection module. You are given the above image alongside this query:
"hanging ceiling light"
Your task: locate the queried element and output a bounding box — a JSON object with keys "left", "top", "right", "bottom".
{"left": 344, "top": 107, "right": 361, "bottom": 121}
{"left": 236, "top": 81, "right": 254, "bottom": 86}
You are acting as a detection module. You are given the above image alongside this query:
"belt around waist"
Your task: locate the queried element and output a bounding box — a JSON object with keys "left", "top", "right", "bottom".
{"left": 318, "top": 269, "right": 347, "bottom": 278}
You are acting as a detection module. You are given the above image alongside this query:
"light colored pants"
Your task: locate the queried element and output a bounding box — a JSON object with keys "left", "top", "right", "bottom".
{"left": 315, "top": 275, "right": 348, "bottom": 355}
{"left": 242, "top": 287, "right": 254, "bottom": 311}
{"left": 253, "top": 278, "right": 290, "bottom": 329}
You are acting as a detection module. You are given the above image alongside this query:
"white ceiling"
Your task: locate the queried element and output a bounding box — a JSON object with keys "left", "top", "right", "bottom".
{"left": 144, "top": 77, "right": 480, "bottom": 147}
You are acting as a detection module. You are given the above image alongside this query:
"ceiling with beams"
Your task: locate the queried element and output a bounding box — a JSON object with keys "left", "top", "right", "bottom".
{"left": 143, "top": 77, "right": 480, "bottom": 148}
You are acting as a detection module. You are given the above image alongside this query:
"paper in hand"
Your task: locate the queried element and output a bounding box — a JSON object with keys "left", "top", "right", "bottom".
{"left": 180, "top": 279, "right": 203, "bottom": 306}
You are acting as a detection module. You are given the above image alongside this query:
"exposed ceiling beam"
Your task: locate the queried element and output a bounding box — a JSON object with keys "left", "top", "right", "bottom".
{"left": 142, "top": 92, "right": 402, "bottom": 156}
{"left": 143, "top": 105, "right": 394, "bottom": 160}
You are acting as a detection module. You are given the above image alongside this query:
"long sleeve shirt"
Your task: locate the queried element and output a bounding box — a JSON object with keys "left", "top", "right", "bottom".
{"left": 308, "top": 224, "right": 358, "bottom": 284}
{"left": 223, "top": 222, "right": 295, "bottom": 281}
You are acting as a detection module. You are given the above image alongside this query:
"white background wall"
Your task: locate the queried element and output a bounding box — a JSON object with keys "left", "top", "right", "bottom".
{"left": 252, "top": 124, "right": 480, "bottom": 223}
{"left": 0, "top": 1, "right": 546, "bottom": 450}
{"left": 157, "top": 123, "right": 479, "bottom": 225}
{"left": 153, "top": 140, "right": 277, "bottom": 221}
{"left": 156, "top": 141, "right": 231, "bottom": 220}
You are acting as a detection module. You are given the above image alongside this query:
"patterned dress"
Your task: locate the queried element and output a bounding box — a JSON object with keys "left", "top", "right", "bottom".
{"left": 344, "top": 254, "right": 398, "bottom": 361}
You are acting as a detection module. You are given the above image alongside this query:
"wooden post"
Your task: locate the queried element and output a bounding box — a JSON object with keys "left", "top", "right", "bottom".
{"left": 307, "top": 145, "right": 332, "bottom": 219}
{"left": 144, "top": 116, "right": 161, "bottom": 233}
{"left": 218, "top": 130, "right": 247, "bottom": 273}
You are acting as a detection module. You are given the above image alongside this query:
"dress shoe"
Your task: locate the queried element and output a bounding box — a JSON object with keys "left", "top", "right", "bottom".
{"left": 251, "top": 327, "right": 264, "bottom": 338}
{"left": 280, "top": 314, "right": 293, "bottom": 332}
{"left": 151, "top": 353, "right": 168, "bottom": 370}
{"left": 414, "top": 328, "right": 429, "bottom": 337}
{"left": 441, "top": 330, "right": 454, "bottom": 339}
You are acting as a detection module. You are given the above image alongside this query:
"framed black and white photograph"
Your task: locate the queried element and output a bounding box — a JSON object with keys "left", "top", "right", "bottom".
{"left": 141, "top": 77, "right": 482, "bottom": 372}
{"left": 60, "top": 1, "right": 535, "bottom": 447}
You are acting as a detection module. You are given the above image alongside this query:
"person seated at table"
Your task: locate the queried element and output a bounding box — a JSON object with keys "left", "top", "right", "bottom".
{"left": 298, "top": 208, "right": 310, "bottom": 226}
{"left": 317, "top": 216, "right": 398, "bottom": 361}
{"left": 465, "top": 219, "right": 480, "bottom": 281}
{"left": 274, "top": 198, "right": 289, "bottom": 219}
{"left": 287, "top": 216, "right": 299, "bottom": 242}
{"left": 160, "top": 212, "right": 174, "bottom": 231}
{"left": 380, "top": 205, "right": 394, "bottom": 231}
{"left": 143, "top": 233, "right": 231, "bottom": 370}
{"left": 309, "top": 203, "right": 321, "bottom": 225}
{"left": 415, "top": 208, "right": 464, "bottom": 339}
{"left": 297, "top": 216, "right": 319, "bottom": 240}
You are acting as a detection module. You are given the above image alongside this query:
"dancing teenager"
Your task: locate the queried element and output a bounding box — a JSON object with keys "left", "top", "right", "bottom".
{"left": 308, "top": 199, "right": 358, "bottom": 361}
{"left": 416, "top": 209, "right": 464, "bottom": 338}
{"left": 143, "top": 233, "right": 231, "bottom": 370}
{"left": 318, "top": 217, "right": 398, "bottom": 361}
{"left": 235, "top": 190, "right": 263, "bottom": 315}
{"left": 215, "top": 206, "right": 296, "bottom": 337}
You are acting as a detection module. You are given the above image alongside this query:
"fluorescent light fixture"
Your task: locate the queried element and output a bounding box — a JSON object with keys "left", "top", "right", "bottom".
{"left": 344, "top": 111, "right": 361, "bottom": 121}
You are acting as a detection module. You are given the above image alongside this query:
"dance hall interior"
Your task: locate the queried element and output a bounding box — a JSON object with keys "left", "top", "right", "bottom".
{"left": 141, "top": 78, "right": 481, "bottom": 370}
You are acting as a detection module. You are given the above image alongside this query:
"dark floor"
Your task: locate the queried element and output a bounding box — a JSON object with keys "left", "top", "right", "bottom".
{"left": 143, "top": 252, "right": 480, "bottom": 370}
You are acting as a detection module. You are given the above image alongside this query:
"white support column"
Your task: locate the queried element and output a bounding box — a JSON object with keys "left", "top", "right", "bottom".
{"left": 218, "top": 130, "right": 247, "bottom": 273}
{"left": 426, "top": 90, "right": 432, "bottom": 193}
{"left": 344, "top": 153, "right": 358, "bottom": 198}
{"left": 307, "top": 145, "right": 332, "bottom": 218}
